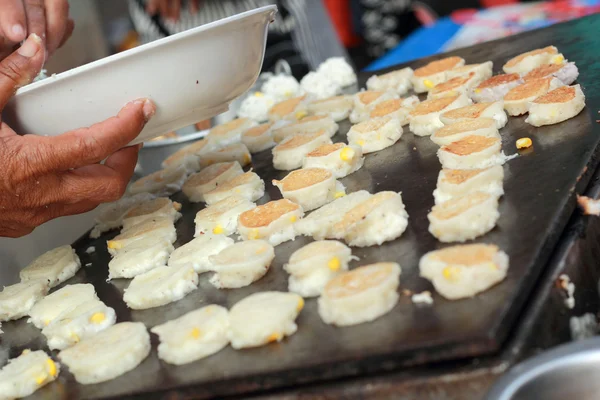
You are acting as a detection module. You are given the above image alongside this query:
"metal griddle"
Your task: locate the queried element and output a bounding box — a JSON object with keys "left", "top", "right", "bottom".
{"left": 2, "top": 15, "right": 600, "bottom": 400}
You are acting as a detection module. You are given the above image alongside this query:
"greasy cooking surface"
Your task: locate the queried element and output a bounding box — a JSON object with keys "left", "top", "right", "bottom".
{"left": 2, "top": 15, "right": 600, "bottom": 400}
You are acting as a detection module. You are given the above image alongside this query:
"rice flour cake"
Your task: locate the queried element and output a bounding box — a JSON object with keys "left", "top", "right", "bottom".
{"left": 182, "top": 161, "right": 244, "bottom": 203}
{"left": 440, "top": 101, "right": 508, "bottom": 129}
{"left": 107, "top": 217, "right": 176, "bottom": 256}
{"left": 348, "top": 116, "right": 403, "bottom": 153}
{"left": 268, "top": 96, "right": 309, "bottom": 122}
{"left": 302, "top": 143, "right": 364, "bottom": 178}
{"left": 108, "top": 236, "right": 174, "bottom": 279}
{"left": 409, "top": 94, "right": 472, "bottom": 137}
{"left": 0, "top": 350, "right": 59, "bottom": 399}
{"left": 0, "top": 280, "right": 49, "bottom": 322}
{"left": 502, "top": 46, "right": 564, "bottom": 75}
{"left": 151, "top": 305, "right": 229, "bottom": 365}
{"left": 366, "top": 67, "right": 414, "bottom": 95}
{"left": 446, "top": 61, "right": 493, "bottom": 82}
{"left": 20, "top": 245, "right": 81, "bottom": 288}
{"left": 428, "top": 191, "right": 500, "bottom": 242}
{"left": 128, "top": 165, "right": 187, "bottom": 197}
{"left": 121, "top": 197, "right": 181, "bottom": 231}
{"left": 273, "top": 168, "right": 344, "bottom": 211}
{"left": 161, "top": 139, "right": 212, "bottom": 173}
{"left": 28, "top": 283, "right": 98, "bottom": 329}
{"left": 228, "top": 291, "right": 304, "bottom": 349}
{"left": 272, "top": 130, "right": 333, "bottom": 170}
{"left": 238, "top": 199, "right": 304, "bottom": 246}
{"left": 272, "top": 115, "right": 338, "bottom": 143}
{"left": 349, "top": 90, "right": 398, "bottom": 123}
{"left": 241, "top": 122, "right": 276, "bottom": 153}
{"left": 431, "top": 118, "right": 500, "bottom": 147}
{"left": 284, "top": 240, "right": 354, "bottom": 297}
{"left": 523, "top": 61, "right": 579, "bottom": 85}
{"left": 412, "top": 56, "right": 465, "bottom": 93}
{"left": 427, "top": 73, "right": 481, "bottom": 100}
{"left": 208, "top": 240, "right": 275, "bottom": 289}
{"left": 203, "top": 171, "right": 265, "bottom": 205}
{"left": 168, "top": 234, "right": 234, "bottom": 273}
{"left": 318, "top": 262, "right": 400, "bottom": 326}
{"left": 194, "top": 195, "right": 256, "bottom": 236}
{"left": 433, "top": 166, "right": 504, "bottom": 205}
{"left": 437, "top": 135, "right": 503, "bottom": 170}
{"left": 369, "top": 96, "right": 420, "bottom": 126}
{"left": 470, "top": 73, "right": 523, "bottom": 103}
{"left": 206, "top": 118, "right": 256, "bottom": 147}
{"left": 300, "top": 71, "right": 342, "bottom": 100}
{"left": 316, "top": 57, "right": 357, "bottom": 87}
{"left": 199, "top": 143, "right": 252, "bottom": 168}
{"left": 307, "top": 95, "right": 354, "bottom": 122}
{"left": 90, "top": 192, "right": 155, "bottom": 238}
{"left": 503, "top": 77, "right": 564, "bottom": 116}
{"left": 58, "top": 322, "right": 150, "bottom": 384}
{"left": 525, "top": 85, "right": 585, "bottom": 127}
{"left": 419, "top": 244, "right": 509, "bottom": 299}
{"left": 261, "top": 75, "right": 302, "bottom": 102}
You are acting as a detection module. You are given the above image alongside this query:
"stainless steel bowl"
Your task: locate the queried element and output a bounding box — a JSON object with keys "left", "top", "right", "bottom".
{"left": 486, "top": 337, "right": 600, "bottom": 400}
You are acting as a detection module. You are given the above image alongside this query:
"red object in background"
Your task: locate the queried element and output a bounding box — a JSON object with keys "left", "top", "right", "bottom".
{"left": 481, "top": 0, "right": 519, "bottom": 6}
{"left": 323, "top": 0, "right": 361, "bottom": 47}
{"left": 450, "top": 8, "right": 478, "bottom": 24}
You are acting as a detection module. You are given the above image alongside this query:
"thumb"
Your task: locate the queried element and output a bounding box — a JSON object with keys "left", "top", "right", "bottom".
{"left": 0, "top": 34, "right": 45, "bottom": 112}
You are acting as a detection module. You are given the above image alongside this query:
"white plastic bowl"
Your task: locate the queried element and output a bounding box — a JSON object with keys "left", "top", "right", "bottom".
{"left": 3, "top": 5, "right": 277, "bottom": 144}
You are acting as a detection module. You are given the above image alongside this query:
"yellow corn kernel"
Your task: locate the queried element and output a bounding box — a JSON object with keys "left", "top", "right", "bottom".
{"left": 289, "top": 215, "right": 298, "bottom": 223}
{"left": 22, "top": 349, "right": 31, "bottom": 355}
{"left": 442, "top": 266, "right": 461, "bottom": 282}
{"left": 376, "top": 134, "right": 382, "bottom": 141}
{"left": 339, "top": 147, "right": 355, "bottom": 162}
{"left": 553, "top": 54, "right": 565, "bottom": 65}
{"left": 46, "top": 358, "right": 58, "bottom": 377}
{"left": 487, "top": 262, "right": 499, "bottom": 271}
{"left": 334, "top": 191, "right": 346, "bottom": 199}
{"left": 516, "top": 137, "right": 532, "bottom": 149}
{"left": 234, "top": 188, "right": 242, "bottom": 194}
{"left": 296, "top": 298, "right": 304, "bottom": 312}
{"left": 328, "top": 257, "right": 341, "bottom": 271}
{"left": 255, "top": 91, "right": 264, "bottom": 97}
{"left": 44, "top": 319, "right": 51, "bottom": 326}
{"left": 267, "top": 332, "right": 283, "bottom": 343}
{"left": 107, "top": 241, "right": 122, "bottom": 250}
{"left": 190, "top": 328, "right": 202, "bottom": 339}
{"left": 213, "top": 225, "right": 224, "bottom": 234}
{"left": 255, "top": 246, "right": 268, "bottom": 254}
{"left": 423, "top": 79, "right": 434, "bottom": 89}
{"left": 295, "top": 110, "right": 308, "bottom": 120}
{"left": 186, "top": 269, "right": 196, "bottom": 280}
{"left": 173, "top": 201, "right": 182, "bottom": 211}
{"left": 284, "top": 90, "right": 293, "bottom": 97}
{"left": 248, "top": 229, "right": 260, "bottom": 240}
{"left": 70, "top": 332, "right": 80, "bottom": 343}
{"left": 35, "top": 374, "right": 48, "bottom": 385}
{"left": 243, "top": 153, "right": 252, "bottom": 164}
{"left": 89, "top": 312, "right": 105, "bottom": 324}
{"left": 357, "top": 139, "right": 366, "bottom": 147}
{"left": 474, "top": 88, "right": 481, "bottom": 93}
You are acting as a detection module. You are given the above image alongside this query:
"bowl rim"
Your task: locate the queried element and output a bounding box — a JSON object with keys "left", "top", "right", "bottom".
{"left": 16, "top": 5, "right": 278, "bottom": 96}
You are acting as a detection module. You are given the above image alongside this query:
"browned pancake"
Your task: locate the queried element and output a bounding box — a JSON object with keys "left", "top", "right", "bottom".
{"left": 324, "top": 263, "right": 396, "bottom": 298}
{"left": 442, "top": 103, "right": 493, "bottom": 119}
{"left": 353, "top": 116, "right": 391, "bottom": 133}
{"left": 125, "top": 198, "right": 172, "bottom": 218}
{"left": 274, "top": 168, "right": 331, "bottom": 191}
{"left": 430, "top": 192, "right": 491, "bottom": 220}
{"left": 476, "top": 73, "right": 521, "bottom": 89}
{"left": 306, "top": 143, "right": 345, "bottom": 157}
{"left": 195, "top": 196, "right": 248, "bottom": 220}
{"left": 216, "top": 143, "right": 243, "bottom": 153}
{"left": 209, "top": 118, "right": 249, "bottom": 137}
{"left": 163, "top": 139, "right": 207, "bottom": 166}
{"left": 450, "top": 64, "right": 481, "bottom": 74}
{"left": 239, "top": 199, "right": 300, "bottom": 228}
{"left": 132, "top": 170, "right": 164, "bottom": 188}
{"left": 504, "top": 46, "right": 557, "bottom": 69}
{"left": 113, "top": 217, "right": 173, "bottom": 240}
{"left": 414, "top": 56, "right": 464, "bottom": 77}
{"left": 209, "top": 172, "right": 258, "bottom": 193}
{"left": 270, "top": 96, "right": 305, "bottom": 117}
{"left": 523, "top": 63, "right": 564, "bottom": 82}
{"left": 370, "top": 99, "right": 402, "bottom": 117}
{"left": 410, "top": 95, "right": 459, "bottom": 116}
{"left": 357, "top": 91, "right": 384, "bottom": 105}
{"left": 275, "top": 131, "right": 326, "bottom": 151}
{"left": 504, "top": 78, "right": 552, "bottom": 101}
{"left": 441, "top": 169, "right": 485, "bottom": 185}
{"left": 435, "top": 119, "right": 495, "bottom": 138}
{"left": 184, "top": 162, "right": 235, "bottom": 186}
{"left": 431, "top": 74, "right": 473, "bottom": 94}
{"left": 244, "top": 123, "right": 273, "bottom": 137}
{"left": 333, "top": 192, "right": 395, "bottom": 232}
{"left": 533, "top": 86, "right": 576, "bottom": 104}
{"left": 442, "top": 136, "right": 499, "bottom": 156}
{"left": 433, "top": 244, "right": 499, "bottom": 265}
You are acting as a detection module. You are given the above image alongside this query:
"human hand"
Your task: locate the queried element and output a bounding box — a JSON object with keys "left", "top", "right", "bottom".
{"left": 0, "top": 34, "right": 156, "bottom": 238}
{"left": 0, "top": 0, "right": 74, "bottom": 60}
{"left": 146, "top": 0, "right": 201, "bottom": 21}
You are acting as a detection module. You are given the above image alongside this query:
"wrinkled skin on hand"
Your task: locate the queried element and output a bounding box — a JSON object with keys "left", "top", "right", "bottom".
{"left": 0, "top": 34, "right": 156, "bottom": 237}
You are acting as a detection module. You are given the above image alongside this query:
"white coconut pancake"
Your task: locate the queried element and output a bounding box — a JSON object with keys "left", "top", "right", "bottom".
{"left": 238, "top": 91, "right": 277, "bottom": 122}
{"left": 272, "top": 115, "right": 338, "bottom": 143}
{"left": 504, "top": 77, "right": 564, "bottom": 116}
{"left": 0, "top": 280, "right": 49, "bottom": 322}
{"left": 366, "top": 67, "right": 414, "bottom": 95}
{"left": 108, "top": 236, "right": 174, "bottom": 279}
{"left": 307, "top": 95, "right": 354, "bottom": 122}
{"left": 58, "top": 322, "right": 150, "bottom": 385}
{"left": 268, "top": 96, "right": 309, "bottom": 122}
{"left": 20, "top": 245, "right": 81, "bottom": 288}
{"left": 295, "top": 190, "right": 372, "bottom": 240}
{"left": 427, "top": 73, "right": 480, "bottom": 100}
{"left": 42, "top": 299, "right": 116, "bottom": 350}
{"left": 272, "top": 130, "right": 333, "bottom": 171}
{"left": 446, "top": 62, "right": 493, "bottom": 83}
{"left": 273, "top": 168, "right": 344, "bottom": 211}
{"left": 428, "top": 191, "right": 500, "bottom": 242}
{"left": 168, "top": 234, "right": 234, "bottom": 273}
{"left": 409, "top": 94, "right": 472, "bottom": 137}
{"left": 369, "top": 96, "right": 420, "bottom": 126}
{"left": 523, "top": 61, "right": 579, "bottom": 85}
{"left": 128, "top": 165, "right": 187, "bottom": 196}
{"left": 412, "top": 56, "right": 465, "bottom": 93}
{"left": 194, "top": 195, "right": 256, "bottom": 236}
{"left": 241, "top": 122, "right": 276, "bottom": 153}
{"left": 203, "top": 171, "right": 265, "bottom": 205}
{"left": 300, "top": 71, "right": 342, "bottom": 100}
{"left": 161, "top": 139, "right": 212, "bottom": 173}
{"left": 420, "top": 244, "right": 509, "bottom": 300}
{"left": 440, "top": 101, "right": 508, "bottom": 129}
{"left": 502, "top": 46, "right": 564, "bottom": 74}
{"left": 262, "top": 75, "right": 302, "bottom": 102}
{"left": 238, "top": 199, "right": 304, "bottom": 246}
{"left": 318, "top": 262, "right": 400, "bottom": 326}
{"left": 208, "top": 240, "right": 275, "bottom": 289}
{"left": 107, "top": 217, "right": 176, "bottom": 256}
{"left": 28, "top": 283, "right": 98, "bottom": 329}
{"left": 431, "top": 118, "right": 500, "bottom": 147}
{"left": 433, "top": 166, "right": 504, "bottom": 205}
{"left": 317, "top": 57, "right": 358, "bottom": 87}
{"left": 151, "top": 305, "right": 229, "bottom": 365}
{"left": 0, "top": 350, "right": 60, "bottom": 399}
{"left": 206, "top": 118, "right": 256, "bottom": 147}
{"left": 90, "top": 193, "right": 155, "bottom": 238}
{"left": 525, "top": 85, "right": 585, "bottom": 127}
{"left": 284, "top": 240, "right": 355, "bottom": 297}
{"left": 199, "top": 143, "right": 252, "bottom": 168}
{"left": 228, "top": 291, "right": 304, "bottom": 349}
{"left": 470, "top": 73, "right": 523, "bottom": 103}
{"left": 348, "top": 116, "right": 403, "bottom": 153}
{"left": 122, "top": 197, "right": 182, "bottom": 231}
{"left": 437, "top": 135, "right": 503, "bottom": 170}
{"left": 330, "top": 191, "right": 409, "bottom": 247}
{"left": 182, "top": 161, "right": 244, "bottom": 203}
{"left": 302, "top": 143, "right": 364, "bottom": 178}
{"left": 349, "top": 90, "right": 398, "bottom": 124}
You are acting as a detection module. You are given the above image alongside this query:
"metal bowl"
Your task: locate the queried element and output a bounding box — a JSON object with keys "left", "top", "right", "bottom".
{"left": 486, "top": 337, "right": 600, "bottom": 400}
